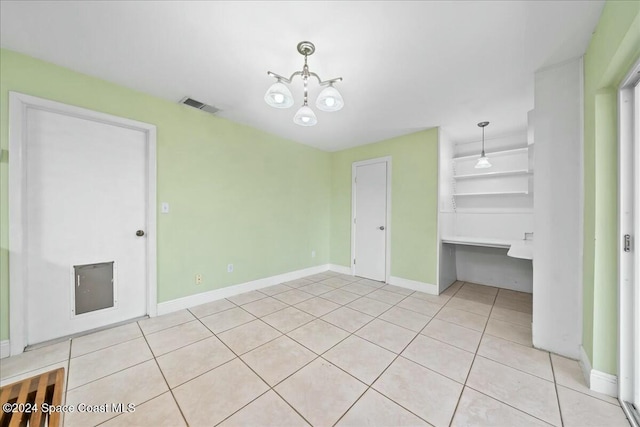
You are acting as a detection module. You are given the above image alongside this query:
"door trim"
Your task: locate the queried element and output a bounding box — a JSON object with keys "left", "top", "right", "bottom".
{"left": 351, "top": 156, "right": 392, "bottom": 283}
{"left": 618, "top": 59, "right": 640, "bottom": 416}
{"left": 8, "top": 92, "right": 157, "bottom": 356}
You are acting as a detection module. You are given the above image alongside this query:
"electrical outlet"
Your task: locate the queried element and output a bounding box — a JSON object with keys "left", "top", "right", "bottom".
{"left": 311, "top": 250, "right": 316, "bottom": 258}
{"left": 227, "top": 264, "right": 234, "bottom": 273}
{"left": 195, "top": 273, "right": 202, "bottom": 285}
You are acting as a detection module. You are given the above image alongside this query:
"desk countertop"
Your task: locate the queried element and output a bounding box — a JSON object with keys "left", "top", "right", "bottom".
{"left": 441, "top": 236, "right": 533, "bottom": 260}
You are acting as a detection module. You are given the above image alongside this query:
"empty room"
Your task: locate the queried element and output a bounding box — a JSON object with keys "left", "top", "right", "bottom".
{"left": 0, "top": 1, "right": 639, "bottom": 426}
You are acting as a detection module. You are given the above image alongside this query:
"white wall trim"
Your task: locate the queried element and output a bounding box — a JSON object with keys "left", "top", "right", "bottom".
{"left": 579, "top": 345, "right": 619, "bottom": 398}
{"left": 388, "top": 276, "right": 438, "bottom": 295}
{"left": 0, "top": 341, "right": 10, "bottom": 359}
{"left": 590, "top": 370, "right": 619, "bottom": 398}
{"left": 328, "top": 264, "right": 351, "bottom": 275}
{"left": 351, "top": 156, "right": 392, "bottom": 283}
{"left": 157, "top": 264, "right": 330, "bottom": 316}
{"left": 579, "top": 345, "right": 593, "bottom": 387}
{"left": 8, "top": 92, "right": 158, "bottom": 356}
{"left": 618, "top": 57, "right": 640, "bottom": 406}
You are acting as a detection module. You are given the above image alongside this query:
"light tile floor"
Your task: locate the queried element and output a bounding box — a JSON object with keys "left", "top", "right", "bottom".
{"left": 0, "top": 272, "right": 631, "bottom": 426}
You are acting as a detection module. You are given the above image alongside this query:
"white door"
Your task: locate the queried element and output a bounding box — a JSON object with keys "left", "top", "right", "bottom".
{"left": 619, "top": 63, "right": 640, "bottom": 422}
{"left": 24, "top": 107, "right": 149, "bottom": 345}
{"left": 353, "top": 160, "right": 389, "bottom": 281}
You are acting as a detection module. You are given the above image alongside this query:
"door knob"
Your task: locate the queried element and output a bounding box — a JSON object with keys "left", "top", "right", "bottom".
{"left": 379, "top": 226, "right": 385, "bottom": 230}
{"left": 136, "top": 230, "right": 145, "bottom": 237}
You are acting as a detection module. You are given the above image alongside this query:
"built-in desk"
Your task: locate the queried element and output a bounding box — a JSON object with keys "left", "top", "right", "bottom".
{"left": 441, "top": 236, "right": 533, "bottom": 260}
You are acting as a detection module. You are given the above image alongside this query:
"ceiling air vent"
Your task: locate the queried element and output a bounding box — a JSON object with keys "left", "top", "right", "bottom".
{"left": 179, "top": 97, "right": 220, "bottom": 114}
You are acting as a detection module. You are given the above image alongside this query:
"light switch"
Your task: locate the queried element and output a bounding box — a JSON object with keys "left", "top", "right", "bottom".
{"left": 161, "top": 202, "right": 170, "bottom": 214}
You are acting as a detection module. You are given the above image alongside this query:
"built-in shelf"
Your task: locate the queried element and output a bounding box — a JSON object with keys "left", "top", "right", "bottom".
{"left": 454, "top": 169, "right": 531, "bottom": 180}
{"left": 453, "top": 191, "right": 529, "bottom": 197}
{"left": 453, "top": 147, "right": 528, "bottom": 161}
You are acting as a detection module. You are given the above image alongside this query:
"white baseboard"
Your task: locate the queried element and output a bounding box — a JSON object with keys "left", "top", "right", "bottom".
{"left": 0, "top": 340, "right": 10, "bottom": 359}
{"left": 157, "top": 264, "right": 330, "bottom": 316}
{"left": 579, "top": 345, "right": 618, "bottom": 397}
{"left": 590, "top": 369, "right": 618, "bottom": 397}
{"left": 388, "top": 276, "right": 438, "bottom": 295}
{"left": 328, "top": 264, "right": 351, "bottom": 275}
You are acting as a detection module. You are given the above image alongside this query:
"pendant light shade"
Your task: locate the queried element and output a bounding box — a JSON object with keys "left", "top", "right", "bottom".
{"left": 264, "top": 81, "right": 294, "bottom": 108}
{"left": 475, "top": 155, "right": 492, "bottom": 168}
{"left": 293, "top": 105, "right": 317, "bottom": 126}
{"left": 316, "top": 84, "right": 344, "bottom": 112}
{"left": 475, "top": 121, "right": 492, "bottom": 169}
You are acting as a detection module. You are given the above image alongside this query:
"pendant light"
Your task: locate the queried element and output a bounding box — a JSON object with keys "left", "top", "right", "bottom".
{"left": 475, "top": 121, "right": 492, "bottom": 169}
{"left": 265, "top": 41, "right": 343, "bottom": 126}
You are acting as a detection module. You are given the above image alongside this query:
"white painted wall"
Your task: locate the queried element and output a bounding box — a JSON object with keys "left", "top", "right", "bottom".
{"left": 454, "top": 212, "right": 533, "bottom": 240}
{"left": 439, "top": 131, "right": 457, "bottom": 291}
{"left": 439, "top": 130, "right": 455, "bottom": 213}
{"left": 439, "top": 242, "right": 457, "bottom": 292}
{"left": 456, "top": 246, "right": 533, "bottom": 292}
{"left": 532, "top": 57, "right": 583, "bottom": 359}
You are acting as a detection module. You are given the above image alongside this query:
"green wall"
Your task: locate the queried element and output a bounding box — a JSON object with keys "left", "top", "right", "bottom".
{"left": 583, "top": 0, "right": 640, "bottom": 374}
{"left": 0, "top": 49, "right": 332, "bottom": 340}
{"left": 330, "top": 129, "right": 439, "bottom": 285}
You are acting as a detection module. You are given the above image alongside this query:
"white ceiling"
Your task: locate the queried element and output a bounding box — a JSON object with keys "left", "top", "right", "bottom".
{"left": 0, "top": 1, "right": 604, "bottom": 151}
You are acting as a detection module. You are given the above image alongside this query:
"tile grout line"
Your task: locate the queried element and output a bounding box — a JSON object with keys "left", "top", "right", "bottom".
{"left": 190, "top": 313, "right": 316, "bottom": 427}
{"left": 329, "top": 295, "right": 431, "bottom": 426}
{"left": 197, "top": 296, "right": 355, "bottom": 424}
{"left": 16, "top": 275, "right": 543, "bottom": 426}
{"left": 332, "top": 281, "right": 464, "bottom": 427}
{"left": 208, "top": 277, "right": 417, "bottom": 426}
{"left": 447, "top": 281, "right": 497, "bottom": 427}
{"left": 60, "top": 338, "right": 73, "bottom": 427}
{"left": 70, "top": 331, "right": 143, "bottom": 359}
{"left": 462, "top": 385, "right": 558, "bottom": 427}
{"left": 450, "top": 283, "right": 558, "bottom": 427}
{"left": 549, "top": 352, "right": 566, "bottom": 427}
{"left": 134, "top": 320, "right": 190, "bottom": 427}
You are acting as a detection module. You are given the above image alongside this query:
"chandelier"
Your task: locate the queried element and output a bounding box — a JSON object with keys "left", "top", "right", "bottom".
{"left": 264, "top": 41, "right": 343, "bottom": 126}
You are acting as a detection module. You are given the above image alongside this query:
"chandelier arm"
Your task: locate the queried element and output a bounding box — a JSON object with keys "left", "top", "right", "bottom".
{"left": 267, "top": 71, "right": 292, "bottom": 84}
{"left": 269, "top": 71, "right": 343, "bottom": 87}
{"left": 288, "top": 71, "right": 304, "bottom": 81}
{"left": 307, "top": 72, "right": 343, "bottom": 86}
{"left": 317, "top": 76, "right": 344, "bottom": 86}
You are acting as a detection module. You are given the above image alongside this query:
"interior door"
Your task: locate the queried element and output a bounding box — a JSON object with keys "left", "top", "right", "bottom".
{"left": 25, "top": 107, "right": 148, "bottom": 345}
{"left": 353, "top": 161, "right": 388, "bottom": 281}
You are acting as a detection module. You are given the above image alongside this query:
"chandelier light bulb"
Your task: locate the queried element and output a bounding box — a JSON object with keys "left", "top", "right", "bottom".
{"left": 316, "top": 84, "right": 344, "bottom": 112}
{"left": 293, "top": 105, "right": 317, "bottom": 126}
{"left": 264, "top": 81, "right": 293, "bottom": 109}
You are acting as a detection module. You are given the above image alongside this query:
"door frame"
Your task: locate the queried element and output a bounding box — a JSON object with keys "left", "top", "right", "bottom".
{"left": 618, "top": 59, "right": 640, "bottom": 418}
{"left": 351, "top": 156, "right": 392, "bottom": 282}
{"left": 8, "top": 92, "right": 157, "bottom": 356}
